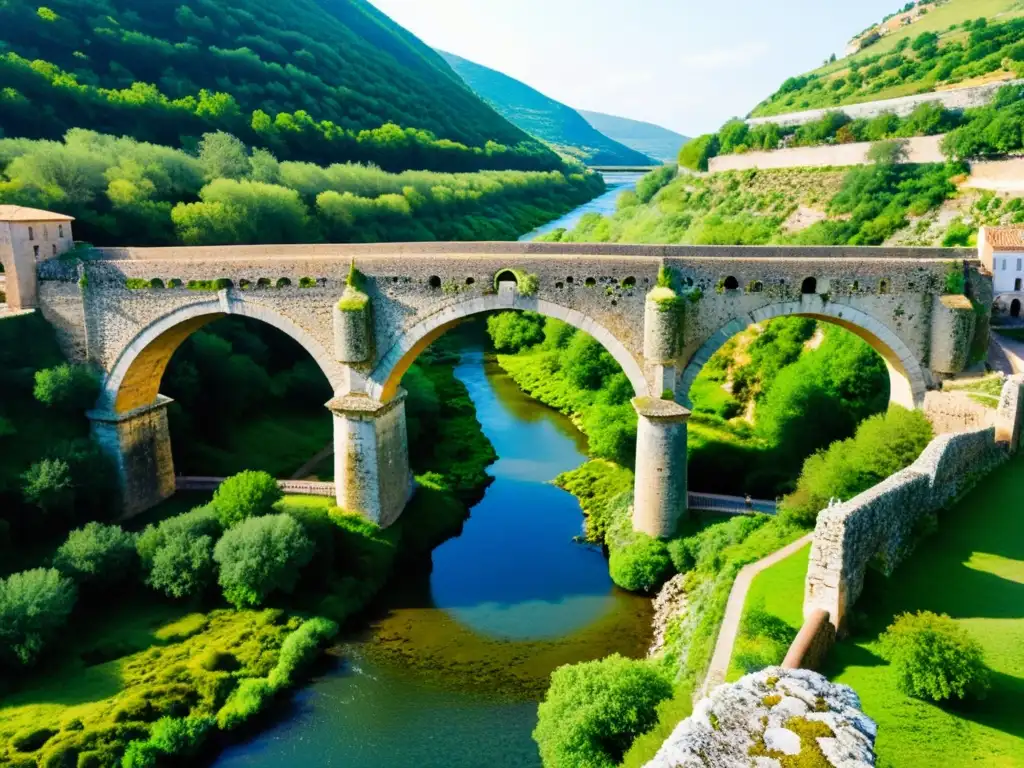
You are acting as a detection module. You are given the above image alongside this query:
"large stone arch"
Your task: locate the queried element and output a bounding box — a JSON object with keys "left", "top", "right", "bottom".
{"left": 365, "top": 293, "right": 650, "bottom": 403}
{"left": 679, "top": 300, "right": 929, "bottom": 411}
{"left": 98, "top": 294, "right": 346, "bottom": 413}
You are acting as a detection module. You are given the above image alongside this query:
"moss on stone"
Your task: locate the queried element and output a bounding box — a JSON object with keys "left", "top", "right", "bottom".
{"left": 747, "top": 716, "right": 836, "bottom": 768}
{"left": 338, "top": 287, "right": 369, "bottom": 312}
{"left": 762, "top": 694, "right": 782, "bottom": 707}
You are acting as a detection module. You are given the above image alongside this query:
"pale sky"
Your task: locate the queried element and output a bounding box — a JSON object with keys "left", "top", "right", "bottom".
{"left": 369, "top": 0, "right": 902, "bottom": 136}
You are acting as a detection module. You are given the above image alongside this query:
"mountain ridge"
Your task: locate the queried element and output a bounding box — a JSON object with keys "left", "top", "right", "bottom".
{"left": 578, "top": 109, "right": 689, "bottom": 163}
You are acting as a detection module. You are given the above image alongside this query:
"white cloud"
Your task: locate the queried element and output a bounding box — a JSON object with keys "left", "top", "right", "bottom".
{"left": 676, "top": 42, "right": 770, "bottom": 71}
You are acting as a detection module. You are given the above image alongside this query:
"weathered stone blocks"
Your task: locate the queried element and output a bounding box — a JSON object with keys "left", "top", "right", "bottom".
{"left": 929, "top": 294, "right": 976, "bottom": 374}
{"left": 644, "top": 290, "right": 681, "bottom": 364}
{"left": 88, "top": 396, "right": 175, "bottom": 517}
{"left": 632, "top": 396, "right": 690, "bottom": 538}
{"left": 328, "top": 392, "right": 412, "bottom": 528}
{"left": 333, "top": 289, "right": 372, "bottom": 363}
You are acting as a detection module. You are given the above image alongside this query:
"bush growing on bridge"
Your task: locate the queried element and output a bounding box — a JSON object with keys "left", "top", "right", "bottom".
{"left": 32, "top": 363, "right": 100, "bottom": 413}
{"left": 533, "top": 654, "right": 672, "bottom": 768}
{"left": 137, "top": 507, "right": 224, "bottom": 599}
{"left": 0, "top": 568, "right": 77, "bottom": 668}
{"left": 213, "top": 514, "right": 315, "bottom": 608}
{"left": 53, "top": 522, "right": 137, "bottom": 586}
{"left": 211, "top": 470, "right": 283, "bottom": 527}
{"left": 880, "top": 611, "right": 991, "bottom": 702}
{"left": 486, "top": 311, "right": 545, "bottom": 352}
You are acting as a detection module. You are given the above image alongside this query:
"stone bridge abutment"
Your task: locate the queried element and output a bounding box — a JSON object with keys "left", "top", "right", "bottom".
{"left": 31, "top": 242, "right": 985, "bottom": 535}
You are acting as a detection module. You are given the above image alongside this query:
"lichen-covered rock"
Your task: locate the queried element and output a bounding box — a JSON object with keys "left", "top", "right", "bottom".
{"left": 645, "top": 668, "right": 876, "bottom": 768}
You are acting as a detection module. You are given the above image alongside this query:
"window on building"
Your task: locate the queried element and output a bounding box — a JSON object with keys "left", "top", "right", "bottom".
{"left": 28, "top": 226, "right": 34, "bottom": 241}
{"left": 1017, "top": 258, "right": 1022, "bottom": 272}
{"left": 1016, "top": 278, "right": 1022, "bottom": 292}
{"left": 43, "top": 225, "right": 48, "bottom": 240}
{"left": 58, "top": 224, "right": 64, "bottom": 238}
{"left": 1003, "top": 259, "right": 1008, "bottom": 271}
{"left": 52, "top": 244, "right": 57, "bottom": 257}
{"left": 33, "top": 245, "right": 39, "bottom": 258}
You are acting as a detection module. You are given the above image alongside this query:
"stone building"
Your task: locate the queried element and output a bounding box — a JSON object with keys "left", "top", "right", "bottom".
{"left": 0, "top": 205, "right": 75, "bottom": 310}
{"left": 979, "top": 226, "right": 1024, "bottom": 317}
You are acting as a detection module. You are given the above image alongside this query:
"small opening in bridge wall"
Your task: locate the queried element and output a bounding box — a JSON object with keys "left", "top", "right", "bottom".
{"left": 623, "top": 276, "right": 636, "bottom": 288}
{"left": 801, "top": 277, "right": 817, "bottom": 295}
{"left": 257, "top": 278, "right": 271, "bottom": 289}
{"left": 851, "top": 280, "right": 860, "bottom": 292}
{"left": 239, "top": 279, "right": 252, "bottom": 290}
{"left": 429, "top": 275, "right": 442, "bottom": 289}
{"left": 555, "top": 282, "right": 564, "bottom": 289}
{"left": 748, "top": 281, "right": 763, "bottom": 293}
{"left": 495, "top": 270, "right": 517, "bottom": 285}
{"left": 276, "top": 278, "right": 291, "bottom": 288}
{"left": 465, "top": 277, "right": 475, "bottom": 286}
{"left": 168, "top": 279, "right": 183, "bottom": 288}
{"left": 566, "top": 276, "right": 574, "bottom": 284}
{"left": 879, "top": 279, "right": 890, "bottom": 295}
{"left": 585, "top": 277, "right": 597, "bottom": 287}
{"left": 150, "top": 278, "right": 164, "bottom": 290}
{"left": 723, "top": 276, "right": 739, "bottom": 291}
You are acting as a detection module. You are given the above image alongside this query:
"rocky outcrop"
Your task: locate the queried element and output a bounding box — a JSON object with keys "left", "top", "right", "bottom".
{"left": 648, "top": 573, "right": 687, "bottom": 657}
{"left": 645, "top": 668, "right": 876, "bottom": 768}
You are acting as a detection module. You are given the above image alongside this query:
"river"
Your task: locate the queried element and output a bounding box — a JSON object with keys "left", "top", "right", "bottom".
{"left": 517, "top": 172, "right": 643, "bottom": 241}
{"left": 214, "top": 345, "right": 653, "bottom": 767}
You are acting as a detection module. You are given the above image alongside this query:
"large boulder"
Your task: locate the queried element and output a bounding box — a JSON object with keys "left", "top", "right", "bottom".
{"left": 646, "top": 667, "right": 876, "bottom": 768}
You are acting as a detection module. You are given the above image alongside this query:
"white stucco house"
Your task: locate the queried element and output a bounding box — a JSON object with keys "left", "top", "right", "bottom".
{"left": 979, "top": 226, "right": 1024, "bottom": 318}
{"left": 0, "top": 205, "right": 75, "bottom": 310}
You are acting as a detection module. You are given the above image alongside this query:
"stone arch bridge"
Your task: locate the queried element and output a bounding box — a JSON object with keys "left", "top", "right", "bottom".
{"left": 34, "top": 242, "right": 988, "bottom": 536}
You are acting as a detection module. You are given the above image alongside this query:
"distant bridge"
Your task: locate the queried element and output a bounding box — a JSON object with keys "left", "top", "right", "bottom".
{"left": 588, "top": 165, "right": 662, "bottom": 173}
{"left": 176, "top": 477, "right": 777, "bottom": 516}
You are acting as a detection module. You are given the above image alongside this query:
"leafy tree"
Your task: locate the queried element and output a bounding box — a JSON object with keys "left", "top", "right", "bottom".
{"left": 0, "top": 568, "right": 77, "bottom": 668}
{"left": 137, "top": 507, "right": 223, "bottom": 599}
{"left": 563, "top": 333, "right": 621, "bottom": 390}
{"left": 197, "top": 132, "right": 251, "bottom": 181}
{"left": 53, "top": 522, "right": 137, "bottom": 585}
{"left": 486, "top": 311, "right": 545, "bottom": 352}
{"left": 678, "top": 134, "right": 719, "bottom": 171}
{"left": 213, "top": 514, "right": 315, "bottom": 608}
{"left": 533, "top": 654, "right": 672, "bottom": 768}
{"left": 609, "top": 536, "right": 673, "bottom": 593}
{"left": 21, "top": 458, "right": 74, "bottom": 515}
{"left": 33, "top": 364, "right": 100, "bottom": 412}
{"left": 211, "top": 470, "right": 283, "bottom": 527}
{"left": 880, "top": 611, "right": 990, "bottom": 702}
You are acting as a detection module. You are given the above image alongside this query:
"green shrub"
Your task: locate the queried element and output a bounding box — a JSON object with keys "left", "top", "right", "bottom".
{"left": 0, "top": 568, "right": 77, "bottom": 668}
{"left": 33, "top": 363, "right": 100, "bottom": 412}
{"left": 533, "top": 654, "right": 672, "bottom": 768}
{"left": 211, "top": 470, "right": 283, "bottom": 527}
{"left": 53, "top": 522, "right": 137, "bottom": 585}
{"left": 609, "top": 536, "right": 673, "bottom": 593}
{"left": 267, "top": 617, "right": 338, "bottom": 689}
{"left": 216, "top": 677, "right": 276, "bottom": 730}
{"left": 137, "top": 507, "right": 223, "bottom": 599}
{"left": 147, "top": 715, "right": 215, "bottom": 756}
{"left": 486, "top": 311, "right": 545, "bottom": 352}
{"left": 21, "top": 458, "right": 74, "bottom": 515}
{"left": 879, "top": 611, "right": 990, "bottom": 702}
{"left": 213, "top": 514, "right": 315, "bottom": 608}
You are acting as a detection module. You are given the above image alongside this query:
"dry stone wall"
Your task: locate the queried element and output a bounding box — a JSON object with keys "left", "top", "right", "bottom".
{"left": 708, "top": 135, "right": 944, "bottom": 173}
{"left": 804, "top": 376, "right": 1022, "bottom": 628}
{"left": 747, "top": 79, "right": 1024, "bottom": 128}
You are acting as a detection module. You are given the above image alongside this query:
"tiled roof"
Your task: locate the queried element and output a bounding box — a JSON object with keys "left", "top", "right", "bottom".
{"left": 0, "top": 205, "right": 75, "bottom": 222}
{"left": 985, "top": 227, "right": 1024, "bottom": 251}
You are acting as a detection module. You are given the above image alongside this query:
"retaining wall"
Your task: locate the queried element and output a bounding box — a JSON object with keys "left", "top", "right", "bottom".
{"left": 708, "top": 135, "right": 944, "bottom": 173}
{"left": 747, "top": 78, "right": 1024, "bottom": 128}
{"left": 803, "top": 374, "right": 1024, "bottom": 630}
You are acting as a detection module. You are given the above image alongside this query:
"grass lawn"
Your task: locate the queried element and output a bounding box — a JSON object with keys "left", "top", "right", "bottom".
{"left": 825, "top": 453, "right": 1024, "bottom": 768}
{"left": 726, "top": 543, "right": 810, "bottom": 682}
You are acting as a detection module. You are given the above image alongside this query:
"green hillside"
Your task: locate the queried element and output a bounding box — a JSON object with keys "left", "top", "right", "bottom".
{"left": 578, "top": 110, "right": 689, "bottom": 163}
{"left": 751, "top": 0, "right": 1024, "bottom": 118}
{"left": 0, "top": 0, "right": 561, "bottom": 172}
{"left": 438, "top": 51, "right": 654, "bottom": 166}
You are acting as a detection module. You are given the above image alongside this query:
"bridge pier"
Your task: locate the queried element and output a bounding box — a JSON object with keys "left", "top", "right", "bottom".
{"left": 328, "top": 392, "right": 413, "bottom": 528}
{"left": 631, "top": 397, "right": 691, "bottom": 537}
{"left": 88, "top": 396, "right": 176, "bottom": 517}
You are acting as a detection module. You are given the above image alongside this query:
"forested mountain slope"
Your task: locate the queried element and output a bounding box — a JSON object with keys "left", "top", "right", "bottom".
{"left": 751, "top": 0, "right": 1024, "bottom": 118}
{"left": 578, "top": 110, "right": 689, "bottom": 163}
{"left": 439, "top": 51, "right": 654, "bottom": 166}
{"left": 0, "top": 0, "right": 560, "bottom": 171}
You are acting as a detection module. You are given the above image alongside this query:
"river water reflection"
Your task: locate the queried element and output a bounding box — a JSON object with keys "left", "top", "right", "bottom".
{"left": 215, "top": 346, "right": 652, "bottom": 767}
